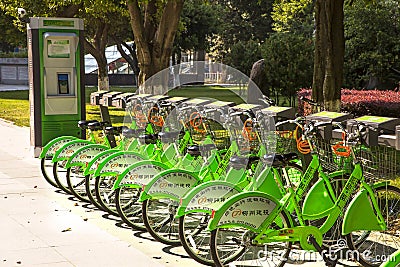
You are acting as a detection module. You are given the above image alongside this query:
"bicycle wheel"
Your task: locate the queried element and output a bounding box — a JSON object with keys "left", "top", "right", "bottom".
{"left": 115, "top": 187, "right": 145, "bottom": 230}
{"left": 346, "top": 185, "right": 400, "bottom": 267}
{"left": 66, "top": 167, "right": 90, "bottom": 202}
{"left": 53, "top": 161, "right": 72, "bottom": 194}
{"left": 142, "top": 198, "right": 181, "bottom": 246}
{"left": 179, "top": 212, "right": 214, "bottom": 265}
{"left": 85, "top": 174, "right": 105, "bottom": 211}
{"left": 210, "top": 211, "right": 292, "bottom": 267}
{"left": 94, "top": 175, "right": 119, "bottom": 216}
{"left": 40, "top": 156, "right": 58, "bottom": 188}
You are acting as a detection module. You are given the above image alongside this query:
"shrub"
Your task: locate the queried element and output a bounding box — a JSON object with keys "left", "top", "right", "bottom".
{"left": 297, "top": 88, "right": 400, "bottom": 117}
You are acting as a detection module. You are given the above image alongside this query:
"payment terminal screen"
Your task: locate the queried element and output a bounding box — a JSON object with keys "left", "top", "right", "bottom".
{"left": 57, "top": 73, "right": 69, "bottom": 94}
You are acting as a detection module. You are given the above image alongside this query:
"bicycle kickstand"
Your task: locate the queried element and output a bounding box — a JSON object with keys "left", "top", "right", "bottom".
{"left": 308, "top": 235, "right": 338, "bottom": 267}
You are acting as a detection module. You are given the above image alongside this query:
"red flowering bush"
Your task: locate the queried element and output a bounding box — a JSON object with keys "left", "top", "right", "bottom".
{"left": 297, "top": 88, "right": 400, "bottom": 117}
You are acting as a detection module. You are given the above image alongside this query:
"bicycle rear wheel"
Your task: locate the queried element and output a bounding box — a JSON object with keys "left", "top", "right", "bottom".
{"left": 346, "top": 184, "right": 400, "bottom": 267}
{"left": 210, "top": 211, "right": 292, "bottom": 267}
{"left": 142, "top": 198, "right": 181, "bottom": 246}
{"left": 115, "top": 187, "right": 145, "bottom": 230}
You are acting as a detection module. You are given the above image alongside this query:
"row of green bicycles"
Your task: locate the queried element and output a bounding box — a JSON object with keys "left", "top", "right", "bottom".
{"left": 39, "top": 93, "right": 400, "bottom": 267}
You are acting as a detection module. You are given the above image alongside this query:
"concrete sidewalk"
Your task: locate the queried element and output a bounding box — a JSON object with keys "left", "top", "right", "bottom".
{"left": 0, "top": 119, "right": 360, "bottom": 267}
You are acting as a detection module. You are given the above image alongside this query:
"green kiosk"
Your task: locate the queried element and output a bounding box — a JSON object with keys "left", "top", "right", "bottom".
{"left": 28, "top": 17, "right": 85, "bottom": 157}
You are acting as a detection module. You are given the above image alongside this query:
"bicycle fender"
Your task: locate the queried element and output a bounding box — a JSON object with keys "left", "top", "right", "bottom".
{"left": 176, "top": 181, "right": 242, "bottom": 217}
{"left": 94, "top": 151, "right": 145, "bottom": 177}
{"left": 343, "top": 187, "right": 385, "bottom": 235}
{"left": 139, "top": 169, "right": 200, "bottom": 202}
{"left": 208, "top": 191, "right": 282, "bottom": 233}
{"left": 52, "top": 140, "right": 93, "bottom": 163}
{"left": 113, "top": 160, "right": 169, "bottom": 190}
{"left": 83, "top": 149, "right": 120, "bottom": 176}
{"left": 65, "top": 144, "right": 108, "bottom": 169}
{"left": 302, "top": 178, "right": 335, "bottom": 219}
{"left": 39, "top": 136, "right": 78, "bottom": 159}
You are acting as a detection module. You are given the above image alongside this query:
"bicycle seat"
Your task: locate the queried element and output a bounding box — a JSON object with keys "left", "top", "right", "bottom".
{"left": 263, "top": 152, "right": 298, "bottom": 168}
{"left": 158, "top": 131, "right": 181, "bottom": 143}
{"left": 87, "top": 121, "right": 103, "bottom": 131}
{"left": 200, "top": 144, "right": 216, "bottom": 152}
{"left": 78, "top": 120, "right": 98, "bottom": 129}
{"left": 139, "top": 134, "right": 158, "bottom": 144}
{"left": 187, "top": 145, "right": 201, "bottom": 157}
{"left": 229, "top": 155, "right": 260, "bottom": 170}
{"left": 122, "top": 128, "right": 143, "bottom": 138}
{"left": 104, "top": 126, "right": 124, "bottom": 135}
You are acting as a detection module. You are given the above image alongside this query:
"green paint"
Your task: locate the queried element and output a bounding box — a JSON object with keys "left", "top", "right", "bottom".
{"left": 43, "top": 19, "right": 75, "bottom": 27}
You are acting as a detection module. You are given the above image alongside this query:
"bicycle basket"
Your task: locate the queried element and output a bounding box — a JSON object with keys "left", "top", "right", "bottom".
{"left": 357, "top": 145, "right": 399, "bottom": 181}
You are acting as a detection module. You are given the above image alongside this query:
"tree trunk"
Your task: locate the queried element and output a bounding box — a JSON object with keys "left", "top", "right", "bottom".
{"left": 127, "top": 0, "right": 184, "bottom": 92}
{"left": 312, "top": 0, "right": 344, "bottom": 112}
{"left": 83, "top": 21, "right": 110, "bottom": 91}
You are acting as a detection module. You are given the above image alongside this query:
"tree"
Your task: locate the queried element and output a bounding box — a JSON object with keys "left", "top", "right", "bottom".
{"left": 261, "top": 32, "right": 314, "bottom": 105}
{"left": 126, "top": 0, "right": 184, "bottom": 88}
{"left": 0, "top": 13, "right": 26, "bottom": 53}
{"left": 174, "top": 0, "right": 220, "bottom": 62}
{"left": 312, "top": 0, "right": 345, "bottom": 111}
{"left": 210, "top": 0, "right": 274, "bottom": 71}
{"left": 344, "top": 0, "right": 400, "bottom": 89}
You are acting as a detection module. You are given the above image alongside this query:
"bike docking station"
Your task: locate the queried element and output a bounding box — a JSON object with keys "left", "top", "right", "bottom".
{"left": 28, "top": 17, "right": 85, "bottom": 157}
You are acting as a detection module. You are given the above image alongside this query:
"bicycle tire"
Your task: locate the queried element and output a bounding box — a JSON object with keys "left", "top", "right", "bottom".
{"left": 346, "top": 184, "right": 400, "bottom": 267}
{"left": 179, "top": 213, "right": 213, "bottom": 265}
{"left": 177, "top": 163, "right": 303, "bottom": 266}
{"left": 85, "top": 174, "right": 105, "bottom": 211}
{"left": 40, "top": 157, "right": 58, "bottom": 188}
{"left": 66, "top": 167, "right": 90, "bottom": 202}
{"left": 115, "top": 187, "right": 145, "bottom": 230}
{"left": 53, "top": 161, "right": 72, "bottom": 194}
{"left": 94, "top": 175, "right": 119, "bottom": 216}
{"left": 142, "top": 198, "right": 181, "bottom": 246}
{"left": 209, "top": 210, "right": 292, "bottom": 267}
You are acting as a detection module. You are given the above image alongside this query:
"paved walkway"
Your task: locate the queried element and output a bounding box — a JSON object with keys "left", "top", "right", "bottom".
{"left": 0, "top": 119, "right": 362, "bottom": 267}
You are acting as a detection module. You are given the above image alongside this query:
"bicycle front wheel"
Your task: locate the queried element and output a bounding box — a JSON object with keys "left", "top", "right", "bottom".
{"left": 94, "top": 175, "right": 119, "bottom": 216}
{"left": 66, "top": 167, "right": 90, "bottom": 202}
{"left": 115, "top": 187, "right": 145, "bottom": 230}
{"left": 142, "top": 198, "right": 181, "bottom": 246}
{"left": 179, "top": 212, "right": 213, "bottom": 265}
{"left": 53, "top": 161, "right": 72, "bottom": 194}
{"left": 210, "top": 211, "right": 292, "bottom": 267}
{"left": 40, "top": 157, "right": 58, "bottom": 188}
{"left": 346, "top": 184, "right": 400, "bottom": 267}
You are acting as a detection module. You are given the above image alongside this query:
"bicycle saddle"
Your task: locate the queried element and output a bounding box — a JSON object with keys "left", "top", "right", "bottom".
{"left": 122, "top": 128, "right": 143, "bottom": 138}
{"left": 229, "top": 155, "right": 260, "bottom": 170}
{"left": 263, "top": 152, "right": 298, "bottom": 168}
{"left": 158, "top": 131, "right": 181, "bottom": 142}
{"left": 139, "top": 133, "right": 158, "bottom": 144}
{"left": 78, "top": 120, "right": 98, "bottom": 129}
